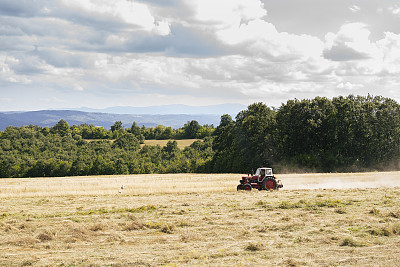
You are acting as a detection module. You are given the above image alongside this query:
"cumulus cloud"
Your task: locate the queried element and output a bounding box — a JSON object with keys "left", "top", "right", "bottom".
{"left": 0, "top": 55, "right": 31, "bottom": 84}
{"left": 324, "top": 23, "right": 381, "bottom": 61}
{"left": 323, "top": 23, "right": 400, "bottom": 80}
{"left": 186, "top": 0, "right": 266, "bottom": 26}
{"left": 59, "top": 0, "right": 171, "bottom": 37}
{"left": 337, "top": 82, "right": 364, "bottom": 90}
{"left": 153, "top": 20, "right": 171, "bottom": 35}
{"left": 377, "top": 32, "right": 400, "bottom": 75}
{"left": 60, "top": 0, "right": 158, "bottom": 31}
{"left": 0, "top": 0, "right": 49, "bottom": 17}
{"left": 1, "top": 0, "right": 400, "bottom": 110}
{"left": 0, "top": 0, "right": 338, "bottom": 108}
{"left": 181, "top": 0, "right": 325, "bottom": 62}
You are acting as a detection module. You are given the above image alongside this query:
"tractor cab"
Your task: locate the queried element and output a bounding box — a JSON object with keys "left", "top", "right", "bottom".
{"left": 254, "top": 168, "right": 273, "bottom": 180}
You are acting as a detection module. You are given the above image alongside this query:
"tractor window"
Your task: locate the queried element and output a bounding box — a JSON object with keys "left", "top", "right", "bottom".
{"left": 266, "top": 169, "right": 272, "bottom": 176}
{"left": 260, "top": 169, "right": 265, "bottom": 176}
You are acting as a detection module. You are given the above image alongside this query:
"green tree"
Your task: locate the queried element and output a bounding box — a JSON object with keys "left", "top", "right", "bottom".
{"left": 211, "top": 114, "right": 235, "bottom": 172}
{"left": 111, "top": 121, "right": 123, "bottom": 132}
{"left": 113, "top": 133, "right": 140, "bottom": 151}
{"left": 130, "top": 122, "right": 145, "bottom": 143}
{"left": 211, "top": 104, "right": 277, "bottom": 173}
{"left": 183, "top": 120, "right": 201, "bottom": 139}
{"left": 51, "top": 120, "right": 71, "bottom": 136}
{"left": 154, "top": 125, "right": 165, "bottom": 140}
{"left": 115, "top": 158, "right": 129, "bottom": 174}
{"left": 110, "top": 121, "right": 124, "bottom": 138}
{"left": 161, "top": 127, "right": 175, "bottom": 139}
{"left": 162, "top": 140, "right": 180, "bottom": 160}
{"left": 275, "top": 97, "right": 336, "bottom": 171}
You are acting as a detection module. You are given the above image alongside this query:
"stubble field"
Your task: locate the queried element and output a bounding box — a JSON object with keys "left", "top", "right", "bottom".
{"left": 141, "top": 139, "right": 199, "bottom": 149}
{"left": 1, "top": 172, "right": 400, "bottom": 266}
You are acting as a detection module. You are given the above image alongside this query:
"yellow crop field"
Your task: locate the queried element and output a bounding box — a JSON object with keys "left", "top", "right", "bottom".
{"left": 84, "top": 139, "right": 197, "bottom": 149}
{"left": 1, "top": 172, "right": 400, "bottom": 266}
{"left": 141, "top": 139, "right": 199, "bottom": 149}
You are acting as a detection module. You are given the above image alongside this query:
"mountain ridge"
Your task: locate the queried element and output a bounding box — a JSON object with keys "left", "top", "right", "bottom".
{"left": 0, "top": 110, "right": 238, "bottom": 131}
{"left": 0, "top": 104, "right": 247, "bottom": 130}
{"left": 62, "top": 103, "right": 246, "bottom": 115}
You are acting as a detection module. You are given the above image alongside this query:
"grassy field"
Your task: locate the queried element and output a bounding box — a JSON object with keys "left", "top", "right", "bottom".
{"left": 1, "top": 172, "right": 400, "bottom": 266}
{"left": 141, "top": 139, "right": 199, "bottom": 149}
{"left": 85, "top": 139, "right": 198, "bottom": 149}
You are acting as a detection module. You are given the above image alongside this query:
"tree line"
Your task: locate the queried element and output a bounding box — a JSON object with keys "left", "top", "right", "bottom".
{"left": 0, "top": 121, "right": 214, "bottom": 178}
{"left": 211, "top": 95, "right": 400, "bottom": 173}
{"left": 62, "top": 119, "right": 214, "bottom": 141}
{"left": 1, "top": 95, "right": 399, "bottom": 178}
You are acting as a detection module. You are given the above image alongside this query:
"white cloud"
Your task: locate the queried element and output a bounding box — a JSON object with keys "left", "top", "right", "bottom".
{"left": 2, "top": 0, "right": 400, "bottom": 110}
{"left": 86, "top": 49, "right": 339, "bottom": 107}
{"left": 349, "top": 5, "right": 361, "bottom": 13}
{"left": 388, "top": 5, "right": 400, "bottom": 15}
{"left": 377, "top": 32, "right": 400, "bottom": 74}
{"left": 217, "top": 19, "right": 277, "bottom": 45}
{"left": 188, "top": 2, "right": 325, "bottom": 62}
{"left": 337, "top": 82, "right": 364, "bottom": 90}
{"left": 324, "top": 23, "right": 381, "bottom": 61}
{"left": 0, "top": 55, "right": 31, "bottom": 84}
{"left": 153, "top": 20, "right": 171, "bottom": 36}
{"left": 186, "top": 0, "right": 266, "bottom": 26}
{"left": 323, "top": 23, "right": 400, "bottom": 80}
{"left": 60, "top": 0, "right": 170, "bottom": 35}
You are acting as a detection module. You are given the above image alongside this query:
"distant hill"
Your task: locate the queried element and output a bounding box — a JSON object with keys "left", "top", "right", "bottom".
{"left": 0, "top": 110, "right": 224, "bottom": 131}
{"left": 74, "top": 103, "right": 246, "bottom": 115}
{"left": 0, "top": 104, "right": 247, "bottom": 130}
{"left": 0, "top": 113, "right": 27, "bottom": 131}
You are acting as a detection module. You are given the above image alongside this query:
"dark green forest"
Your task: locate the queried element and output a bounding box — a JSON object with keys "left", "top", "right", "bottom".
{"left": 1, "top": 95, "right": 400, "bottom": 178}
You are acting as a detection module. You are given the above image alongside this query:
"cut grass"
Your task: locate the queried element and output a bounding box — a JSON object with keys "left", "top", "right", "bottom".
{"left": 0, "top": 173, "right": 239, "bottom": 197}
{"left": 1, "top": 173, "right": 400, "bottom": 266}
{"left": 341, "top": 237, "right": 365, "bottom": 247}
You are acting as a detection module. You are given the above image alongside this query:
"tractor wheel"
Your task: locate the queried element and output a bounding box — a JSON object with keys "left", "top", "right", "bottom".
{"left": 262, "top": 178, "right": 277, "bottom": 190}
{"left": 243, "top": 183, "right": 252, "bottom": 191}
{"left": 237, "top": 184, "right": 243, "bottom": 191}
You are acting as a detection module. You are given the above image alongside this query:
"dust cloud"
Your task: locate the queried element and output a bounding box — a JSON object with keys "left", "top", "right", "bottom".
{"left": 278, "top": 171, "right": 400, "bottom": 190}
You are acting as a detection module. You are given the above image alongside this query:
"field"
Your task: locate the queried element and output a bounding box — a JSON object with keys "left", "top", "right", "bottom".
{"left": 85, "top": 139, "right": 198, "bottom": 150}
{"left": 1, "top": 172, "right": 400, "bottom": 266}
{"left": 141, "top": 139, "right": 199, "bottom": 149}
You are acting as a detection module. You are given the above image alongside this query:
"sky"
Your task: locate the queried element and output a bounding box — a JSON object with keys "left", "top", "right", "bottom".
{"left": 1, "top": 0, "right": 400, "bottom": 111}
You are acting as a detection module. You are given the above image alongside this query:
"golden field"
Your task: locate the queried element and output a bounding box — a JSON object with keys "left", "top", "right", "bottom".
{"left": 1, "top": 172, "right": 400, "bottom": 266}
{"left": 85, "top": 139, "right": 199, "bottom": 150}
{"left": 141, "top": 139, "right": 199, "bottom": 149}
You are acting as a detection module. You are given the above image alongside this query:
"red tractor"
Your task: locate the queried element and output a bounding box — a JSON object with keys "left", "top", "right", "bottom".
{"left": 237, "top": 167, "right": 283, "bottom": 191}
